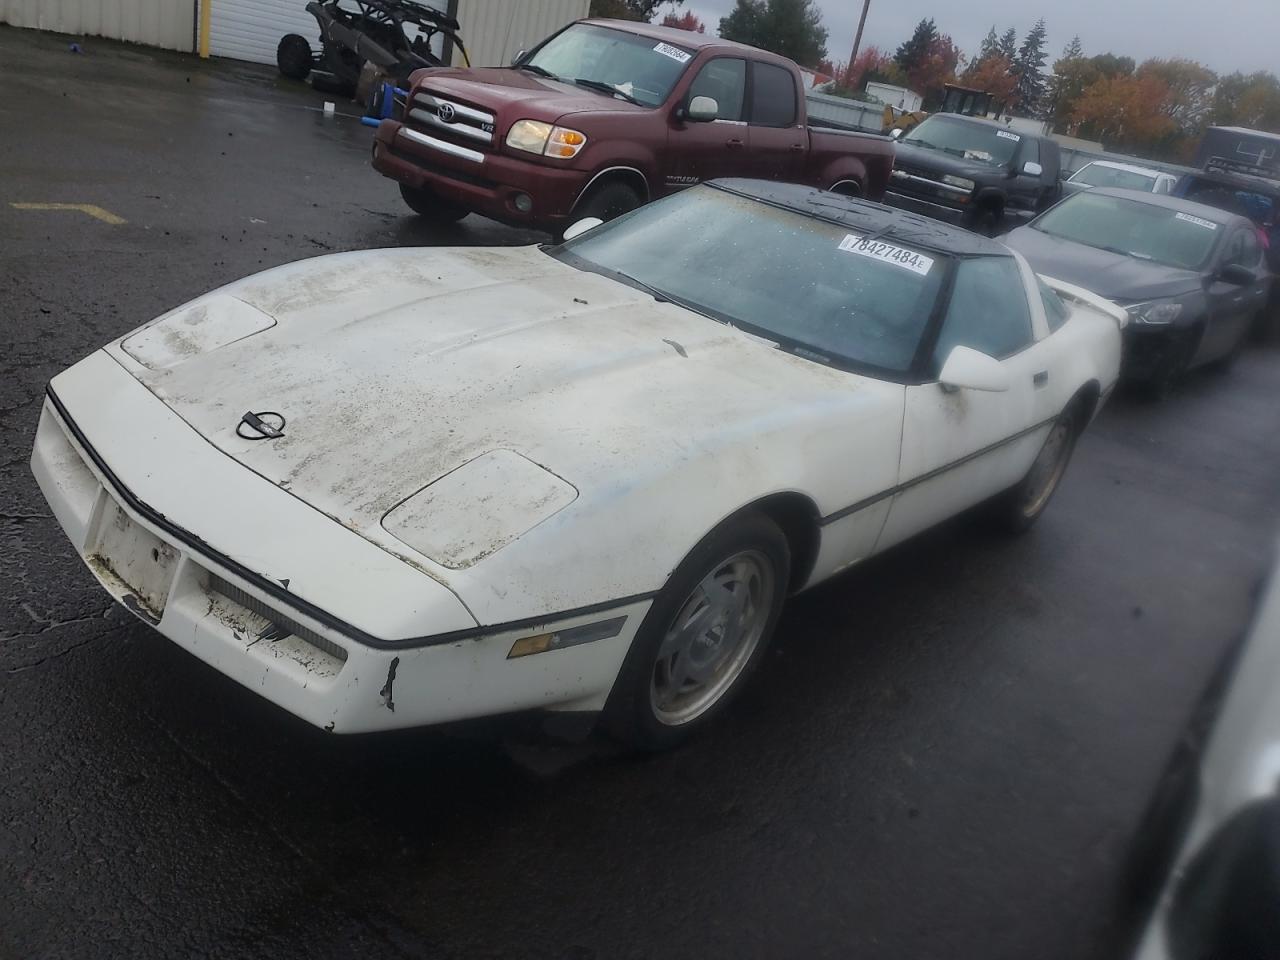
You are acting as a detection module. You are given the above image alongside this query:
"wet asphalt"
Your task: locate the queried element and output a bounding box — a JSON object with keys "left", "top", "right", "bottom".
{"left": 3, "top": 25, "right": 1280, "bottom": 960}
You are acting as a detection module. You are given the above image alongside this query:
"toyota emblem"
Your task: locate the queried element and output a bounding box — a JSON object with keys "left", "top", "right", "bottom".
{"left": 437, "top": 103, "right": 456, "bottom": 123}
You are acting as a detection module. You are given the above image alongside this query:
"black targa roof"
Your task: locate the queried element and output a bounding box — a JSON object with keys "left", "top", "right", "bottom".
{"left": 710, "top": 179, "right": 1011, "bottom": 258}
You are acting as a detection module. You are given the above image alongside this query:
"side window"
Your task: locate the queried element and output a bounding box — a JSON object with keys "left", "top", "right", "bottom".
{"left": 749, "top": 62, "right": 798, "bottom": 127}
{"left": 1240, "top": 230, "right": 1261, "bottom": 267}
{"left": 687, "top": 58, "right": 746, "bottom": 121}
{"left": 1221, "top": 230, "right": 1248, "bottom": 267}
{"left": 933, "top": 257, "right": 1034, "bottom": 371}
{"left": 1021, "top": 137, "right": 1040, "bottom": 169}
{"left": 1038, "top": 278, "right": 1070, "bottom": 332}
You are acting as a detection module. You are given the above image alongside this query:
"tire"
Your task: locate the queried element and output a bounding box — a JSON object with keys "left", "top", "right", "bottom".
{"left": 399, "top": 183, "right": 469, "bottom": 223}
{"left": 989, "top": 401, "right": 1085, "bottom": 534}
{"left": 1141, "top": 325, "right": 1201, "bottom": 400}
{"left": 965, "top": 201, "right": 1002, "bottom": 236}
{"left": 276, "top": 34, "right": 313, "bottom": 81}
{"left": 602, "top": 513, "right": 791, "bottom": 751}
{"left": 573, "top": 180, "right": 643, "bottom": 225}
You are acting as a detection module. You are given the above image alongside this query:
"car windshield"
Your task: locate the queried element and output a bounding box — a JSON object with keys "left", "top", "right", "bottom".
{"left": 902, "top": 116, "right": 1021, "bottom": 168}
{"left": 522, "top": 23, "right": 692, "bottom": 107}
{"left": 1070, "top": 164, "right": 1159, "bottom": 192}
{"left": 1033, "top": 192, "right": 1221, "bottom": 270}
{"left": 553, "top": 186, "right": 948, "bottom": 376}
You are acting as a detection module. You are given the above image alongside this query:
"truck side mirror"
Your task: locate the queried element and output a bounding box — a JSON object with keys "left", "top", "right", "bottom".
{"left": 1023, "top": 161, "right": 1044, "bottom": 177}
{"left": 686, "top": 96, "right": 719, "bottom": 122}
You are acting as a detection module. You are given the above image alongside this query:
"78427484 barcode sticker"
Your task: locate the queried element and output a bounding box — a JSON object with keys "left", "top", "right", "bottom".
{"left": 838, "top": 234, "right": 935, "bottom": 276}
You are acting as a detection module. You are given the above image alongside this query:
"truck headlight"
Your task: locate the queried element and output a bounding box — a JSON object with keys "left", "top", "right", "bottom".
{"left": 1128, "top": 299, "right": 1184, "bottom": 324}
{"left": 942, "top": 175, "right": 976, "bottom": 192}
{"left": 505, "top": 120, "right": 587, "bottom": 158}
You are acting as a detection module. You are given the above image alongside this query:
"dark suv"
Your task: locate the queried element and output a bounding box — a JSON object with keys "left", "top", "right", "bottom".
{"left": 884, "top": 114, "right": 1061, "bottom": 231}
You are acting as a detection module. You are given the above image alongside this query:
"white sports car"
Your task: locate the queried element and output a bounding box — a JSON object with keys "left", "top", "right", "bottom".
{"left": 32, "top": 180, "right": 1124, "bottom": 749}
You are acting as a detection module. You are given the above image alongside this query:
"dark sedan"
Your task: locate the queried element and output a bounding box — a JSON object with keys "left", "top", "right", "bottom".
{"left": 1002, "top": 188, "right": 1273, "bottom": 395}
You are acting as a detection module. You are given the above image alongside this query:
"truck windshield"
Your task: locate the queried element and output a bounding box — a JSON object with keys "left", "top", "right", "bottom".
{"left": 523, "top": 23, "right": 693, "bottom": 108}
{"left": 902, "top": 116, "right": 1020, "bottom": 168}
{"left": 1033, "top": 192, "right": 1222, "bottom": 270}
{"left": 553, "top": 185, "right": 948, "bottom": 377}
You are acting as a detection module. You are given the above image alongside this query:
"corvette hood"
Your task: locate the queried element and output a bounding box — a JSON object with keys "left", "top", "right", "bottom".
{"left": 108, "top": 246, "right": 881, "bottom": 556}
{"left": 1002, "top": 225, "right": 1204, "bottom": 300}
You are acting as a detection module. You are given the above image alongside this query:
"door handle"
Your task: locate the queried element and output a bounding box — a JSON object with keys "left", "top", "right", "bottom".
{"left": 789, "top": 143, "right": 805, "bottom": 152}
{"left": 725, "top": 138, "right": 744, "bottom": 149}
{"left": 1033, "top": 370, "right": 1049, "bottom": 388}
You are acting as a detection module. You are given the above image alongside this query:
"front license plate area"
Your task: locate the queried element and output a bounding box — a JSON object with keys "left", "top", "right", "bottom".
{"left": 87, "top": 501, "right": 179, "bottom": 623}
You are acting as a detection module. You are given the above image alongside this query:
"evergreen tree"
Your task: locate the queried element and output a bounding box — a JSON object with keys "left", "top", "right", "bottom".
{"left": 976, "top": 25, "right": 1000, "bottom": 64}
{"left": 894, "top": 18, "right": 939, "bottom": 75}
{"left": 999, "top": 27, "right": 1018, "bottom": 61}
{"left": 1062, "top": 35, "right": 1083, "bottom": 61}
{"left": 1013, "top": 19, "right": 1049, "bottom": 116}
{"left": 719, "top": 0, "right": 828, "bottom": 66}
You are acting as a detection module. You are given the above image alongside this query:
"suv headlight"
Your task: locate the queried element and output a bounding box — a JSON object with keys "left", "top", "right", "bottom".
{"left": 942, "top": 175, "right": 976, "bottom": 192}
{"left": 1127, "top": 299, "right": 1185, "bottom": 324}
{"left": 505, "top": 120, "right": 588, "bottom": 158}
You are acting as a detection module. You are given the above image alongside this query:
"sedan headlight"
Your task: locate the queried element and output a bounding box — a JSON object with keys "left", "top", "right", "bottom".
{"left": 505, "top": 120, "right": 588, "bottom": 158}
{"left": 1127, "top": 299, "right": 1185, "bottom": 324}
{"left": 942, "top": 175, "right": 976, "bottom": 192}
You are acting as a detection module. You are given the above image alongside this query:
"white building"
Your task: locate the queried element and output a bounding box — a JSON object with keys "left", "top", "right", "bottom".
{"left": 864, "top": 82, "right": 922, "bottom": 113}
{"left": 0, "top": 0, "right": 588, "bottom": 67}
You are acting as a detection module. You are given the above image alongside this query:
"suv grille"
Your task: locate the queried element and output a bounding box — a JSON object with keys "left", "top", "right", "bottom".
{"left": 407, "top": 90, "right": 496, "bottom": 150}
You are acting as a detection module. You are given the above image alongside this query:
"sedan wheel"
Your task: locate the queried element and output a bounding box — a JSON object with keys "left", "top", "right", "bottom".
{"left": 603, "top": 513, "right": 790, "bottom": 750}
{"left": 650, "top": 550, "right": 775, "bottom": 726}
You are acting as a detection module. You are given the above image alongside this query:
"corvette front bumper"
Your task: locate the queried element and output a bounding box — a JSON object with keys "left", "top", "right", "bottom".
{"left": 30, "top": 353, "right": 648, "bottom": 734}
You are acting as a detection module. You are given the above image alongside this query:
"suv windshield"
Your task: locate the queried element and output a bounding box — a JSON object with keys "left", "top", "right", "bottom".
{"left": 1071, "top": 164, "right": 1159, "bottom": 192}
{"left": 522, "top": 23, "right": 693, "bottom": 107}
{"left": 902, "top": 116, "right": 1021, "bottom": 168}
{"left": 554, "top": 186, "right": 948, "bottom": 377}
{"left": 1034, "top": 192, "right": 1221, "bottom": 270}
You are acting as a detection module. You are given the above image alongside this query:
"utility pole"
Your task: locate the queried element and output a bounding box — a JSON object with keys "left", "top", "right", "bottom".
{"left": 847, "top": 0, "right": 872, "bottom": 79}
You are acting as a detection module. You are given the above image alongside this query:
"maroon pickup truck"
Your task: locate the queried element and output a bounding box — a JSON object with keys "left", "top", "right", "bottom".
{"left": 371, "top": 18, "right": 895, "bottom": 233}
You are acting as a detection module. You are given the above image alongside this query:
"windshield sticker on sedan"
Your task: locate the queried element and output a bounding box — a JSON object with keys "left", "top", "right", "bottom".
{"left": 838, "top": 234, "right": 935, "bottom": 276}
{"left": 996, "top": 130, "right": 1022, "bottom": 141}
{"left": 1175, "top": 212, "right": 1219, "bottom": 230}
{"left": 653, "top": 42, "right": 693, "bottom": 64}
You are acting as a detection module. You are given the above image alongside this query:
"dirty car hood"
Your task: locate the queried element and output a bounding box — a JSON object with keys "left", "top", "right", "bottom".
{"left": 107, "top": 246, "right": 871, "bottom": 554}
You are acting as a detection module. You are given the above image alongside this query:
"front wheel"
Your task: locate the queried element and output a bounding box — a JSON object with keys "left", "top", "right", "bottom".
{"left": 573, "top": 180, "right": 642, "bottom": 225}
{"left": 990, "top": 405, "right": 1083, "bottom": 534}
{"left": 603, "top": 513, "right": 791, "bottom": 751}
{"left": 399, "top": 183, "right": 469, "bottom": 223}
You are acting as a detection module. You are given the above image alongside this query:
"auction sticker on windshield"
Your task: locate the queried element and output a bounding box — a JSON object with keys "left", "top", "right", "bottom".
{"left": 653, "top": 42, "right": 692, "bottom": 63}
{"left": 996, "top": 130, "right": 1021, "bottom": 141}
{"left": 838, "top": 234, "right": 935, "bottom": 276}
{"left": 1175, "top": 212, "right": 1219, "bottom": 230}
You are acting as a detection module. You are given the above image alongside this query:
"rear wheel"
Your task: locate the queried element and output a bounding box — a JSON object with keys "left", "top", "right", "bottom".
{"left": 990, "top": 402, "right": 1084, "bottom": 534}
{"left": 276, "top": 34, "right": 313, "bottom": 80}
{"left": 399, "top": 183, "right": 469, "bottom": 223}
{"left": 603, "top": 513, "right": 790, "bottom": 751}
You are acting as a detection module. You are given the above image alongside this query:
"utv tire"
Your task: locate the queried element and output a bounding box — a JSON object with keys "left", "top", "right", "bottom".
{"left": 276, "top": 34, "right": 313, "bottom": 81}
{"left": 399, "top": 183, "right": 469, "bottom": 223}
{"left": 602, "top": 512, "right": 790, "bottom": 752}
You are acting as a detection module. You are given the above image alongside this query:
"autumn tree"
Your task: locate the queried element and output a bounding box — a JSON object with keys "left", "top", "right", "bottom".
{"left": 1048, "top": 51, "right": 1136, "bottom": 133}
{"left": 1213, "top": 72, "right": 1280, "bottom": 131}
{"left": 719, "top": 0, "right": 828, "bottom": 66}
{"left": 588, "top": 0, "right": 679, "bottom": 20}
{"left": 906, "top": 35, "right": 962, "bottom": 108}
{"left": 1045, "top": 36, "right": 1085, "bottom": 131}
{"left": 964, "top": 55, "right": 1019, "bottom": 114}
{"left": 1071, "top": 73, "right": 1174, "bottom": 149}
{"left": 1137, "top": 59, "right": 1216, "bottom": 137}
{"left": 660, "top": 10, "right": 705, "bottom": 32}
{"left": 817, "top": 46, "right": 894, "bottom": 98}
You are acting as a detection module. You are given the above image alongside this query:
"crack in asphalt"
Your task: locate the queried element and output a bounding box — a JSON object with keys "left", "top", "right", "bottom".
{"left": 4, "top": 619, "right": 129, "bottom": 674}
{"left": 1, "top": 512, "right": 50, "bottom": 522}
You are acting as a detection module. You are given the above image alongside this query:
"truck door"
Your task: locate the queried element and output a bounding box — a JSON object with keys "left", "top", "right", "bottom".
{"left": 662, "top": 57, "right": 753, "bottom": 192}
{"left": 744, "top": 61, "right": 805, "bottom": 182}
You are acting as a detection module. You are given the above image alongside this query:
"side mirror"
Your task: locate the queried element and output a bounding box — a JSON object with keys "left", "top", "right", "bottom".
{"left": 890, "top": 128, "right": 902, "bottom": 140}
{"left": 1023, "top": 161, "right": 1044, "bottom": 177}
{"left": 510, "top": 49, "right": 527, "bottom": 66}
{"left": 561, "top": 217, "right": 603, "bottom": 242}
{"left": 1219, "top": 263, "right": 1255, "bottom": 286}
{"left": 938, "top": 346, "right": 1011, "bottom": 393}
{"left": 686, "top": 96, "right": 719, "bottom": 122}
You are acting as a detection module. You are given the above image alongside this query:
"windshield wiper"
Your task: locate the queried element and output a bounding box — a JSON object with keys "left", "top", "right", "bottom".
{"left": 571, "top": 77, "right": 642, "bottom": 105}
{"left": 906, "top": 139, "right": 936, "bottom": 150}
{"left": 612, "top": 270, "right": 723, "bottom": 324}
{"left": 516, "top": 63, "right": 556, "bottom": 78}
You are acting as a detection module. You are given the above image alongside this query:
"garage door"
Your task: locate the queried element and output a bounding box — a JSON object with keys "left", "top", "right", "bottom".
{"left": 204, "top": 0, "right": 448, "bottom": 66}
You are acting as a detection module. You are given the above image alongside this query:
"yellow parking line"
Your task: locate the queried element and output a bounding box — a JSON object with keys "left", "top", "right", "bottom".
{"left": 10, "top": 203, "right": 128, "bottom": 225}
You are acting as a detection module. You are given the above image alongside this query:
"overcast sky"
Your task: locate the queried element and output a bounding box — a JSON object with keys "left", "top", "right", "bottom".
{"left": 673, "top": 0, "right": 1279, "bottom": 75}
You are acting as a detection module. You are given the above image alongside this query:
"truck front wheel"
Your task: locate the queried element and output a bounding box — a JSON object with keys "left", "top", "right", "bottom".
{"left": 574, "top": 180, "right": 643, "bottom": 225}
{"left": 399, "top": 184, "right": 469, "bottom": 224}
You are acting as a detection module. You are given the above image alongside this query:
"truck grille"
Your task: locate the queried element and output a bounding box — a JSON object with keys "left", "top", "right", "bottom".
{"left": 407, "top": 90, "right": 496, "bottom": 150}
